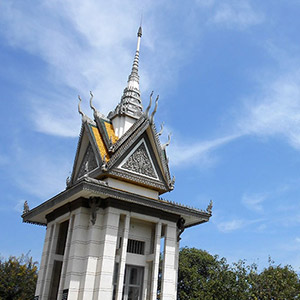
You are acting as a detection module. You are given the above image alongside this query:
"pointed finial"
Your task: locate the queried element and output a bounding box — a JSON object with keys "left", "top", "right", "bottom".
{"left": 23, "top": 201, "right": 29, "bottom": 214}
{"left": 157, "top": 122, "right": 164, "bottom": 136}
{"left": 78, "top": 95, "right": 84, "bottom": 118}
{"left": 138, "top": 26, "right": 142, "bottom": 38}
{"left": 206, "top": 200, "right": 213, "bottom": 214}
{"left": 109, "top": 26, "right": 143, "bottom": 120}
{"left": 162, "top": 133, "right": 172, "bottom": 150}
{"left": 150, "top": 95, "right": 159, "bottom": 124}
{"left": 89, "top": 91, "right": 96, "bottom": 113}
{"left": 169, "top": 175, "right": 175, "bottom": 190}
{"left": 145, "top": 91, "right": 153, "bottom": 116}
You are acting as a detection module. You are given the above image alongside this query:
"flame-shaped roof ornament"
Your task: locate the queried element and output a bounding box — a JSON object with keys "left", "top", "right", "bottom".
{"left": 108, "top": 26, "right": 143, "bottom": 120}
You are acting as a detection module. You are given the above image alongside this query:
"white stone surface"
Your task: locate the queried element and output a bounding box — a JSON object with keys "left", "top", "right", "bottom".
{"left": 160, "top": 223, "right": 178, "bottom": 300}
{"left": 35, "top": 203, "right": 180, "bottom": 300}
{"left": 104, "top": 177, "right": 159, "bottom": 199}
{"left": 112, "top": 114, "right": 136, "bottom": 137}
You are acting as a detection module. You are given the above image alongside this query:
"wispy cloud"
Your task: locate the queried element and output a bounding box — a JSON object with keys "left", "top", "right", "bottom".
{"left": 0, "top": 154, "right": 8, "bottom": 166}
{"left": 238, "top": 71, "right": 300, "bottom": 149}
{"left": 195, "top": 0, "right": 264, "bottom": 29}
{"left": 280, "top": 237, "right": 300, "bottom": 252}
{"left": 14, "top": 199, "right": 25, "bottom": 214}
{"left": 216, "top": 217, "right": 264, "bottom": 233}
{"left": 211, "top": 1, "right": 264, "bottom": 29}
{"left": 14, "top": 154, "right": 71, "bottom": 200}
{"left": 217, "top": 219, "right": 245, "bottom": 232}
{"left": 195, "top": 0, "right": 215, "bottom": 7}
{"left": 168, "top": 133, "right": 240, "bottom": 167}
{"left": 0, "top": 1, "right": 196, "bottom": 138}
{"left": 4, "top": 135, "right": 73, "bottom": 201}
{"left": 242, "top": 193, "right": 266, "bottom": 213}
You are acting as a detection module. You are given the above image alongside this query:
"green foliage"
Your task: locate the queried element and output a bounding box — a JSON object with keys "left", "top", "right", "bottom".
{"left": 0, "top": 254, "right": 38, "bottom": 300}
{"left": 249, "top": 258, "right": 300, "bottom": 300}
{"left": 177, "top": 247, "right": 300, "bottom": 300}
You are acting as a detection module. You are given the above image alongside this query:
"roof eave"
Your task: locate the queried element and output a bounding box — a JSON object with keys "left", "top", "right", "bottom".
{"left": 22, "top": 177, "right": 211, "bottom": 227}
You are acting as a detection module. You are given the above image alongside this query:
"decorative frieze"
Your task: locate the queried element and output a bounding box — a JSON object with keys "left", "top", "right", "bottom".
{"left": 121, "top": 143, "right": 157, "bottom": 178}
{"left": 77, "top": 143, "right": 98, "bottom": 179}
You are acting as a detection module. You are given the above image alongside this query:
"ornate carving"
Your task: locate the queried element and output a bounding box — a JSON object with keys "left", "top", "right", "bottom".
{"left": 145, "top": 91, "right": 153, "bottom": 117}
{"left": 206, "top": 200, "right": 213, "bottom": 214}
{"left": 121, "top": 143, "right": 157, "bottom": 178}
{"left": 89, "top": 197, "right": 100, "bottom": 225}
{"left": 177, "top": 217, "right": 185, "bottom": 241}
{"left": 23, "top": 201, "right": 29, "bottom": 214}
{"left": 162, "top": 133, "right": 172, "bottom": 150}
{"left": 66, "top": 176, "right": 71, "bottom": 188}
{"left": 169, "top": 175, "right": 175, "bottom": 190}
{"left": 107, "top": 118, "right": 148, "bottom": 167}
{"left": 149, "top": 95, "right": 159, "bottom": 124}
{"left": 77, "top": 144, "right": 98, "bottom": 179}
{"left": 157, "top": 122, "right": 164, "bottom": 136}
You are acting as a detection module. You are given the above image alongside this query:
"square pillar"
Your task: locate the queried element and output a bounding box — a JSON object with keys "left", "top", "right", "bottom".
{"left": 64, "top": 208, "right": 90, "bottom": 300}
{"left": 40, "top": 223, "right": 59, "bottom": 300}
{"left": 80, "top": 209, "right": 104, "bottom": 300}
{"left": 160, "top": 223, "right": 177, "bottom": 300}
{"left": 57, "top": 215, "right": 75, "bottom": 299}
{"left": 150, "top": 222, "right": 162, "bottom": 300}
{"left": 95, "top": 207, "right": 120, "bottom": 299}
{"left": 35, "top": 224, "right": 54, "bottom": 299}
{"left": 115, "top": 213, "right": 130, "bottom": 300}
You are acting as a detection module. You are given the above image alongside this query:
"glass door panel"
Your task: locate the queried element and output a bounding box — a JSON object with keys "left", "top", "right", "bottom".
{"left": 122, "top": 265, "right": 144, "bottom": 300}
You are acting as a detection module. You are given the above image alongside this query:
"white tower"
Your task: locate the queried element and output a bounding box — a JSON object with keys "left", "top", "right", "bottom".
{"left": 23, "top": 27, "right": 211, "bottom": 300}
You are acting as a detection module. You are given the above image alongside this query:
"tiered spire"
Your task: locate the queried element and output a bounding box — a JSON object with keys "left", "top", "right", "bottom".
{"left": 108, "top": 27, "right": 143, "bottom": 120}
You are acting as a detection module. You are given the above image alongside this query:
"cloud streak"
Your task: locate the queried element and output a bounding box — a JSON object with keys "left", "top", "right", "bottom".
{"left": 217, "top": 219, "right": 245, "bottom": 232}
{"left": 0, "top": 0, "right": 197, "bottom": 139}
{"left": 168, "top": 133, "right": 240, "bottom": 167}
{"left": 2, "top": 0, "right": 299, "bottom": 171}
{"left": 212, "top": 1, "right": 264, "bottom": 29}
{"left": 238, "top": 72, "right": 300, "bottom": 149}
{"left": 242, "top": 193, "right": 266, "bottom": 213}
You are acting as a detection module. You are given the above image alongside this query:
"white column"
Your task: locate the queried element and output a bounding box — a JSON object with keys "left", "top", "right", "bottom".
{"left": 80, "top": 209, "right": 104, "bottom": 300}
{"left": 150, "top": 222, "right": 162, "bottom": 300}
{"left": 40, "top": 223, "right": 59, "bottom": 300}
{"left": 160, "top": 223, "right": 177, "bottom": 300}
{"left": 34, "top": 224, "right": 53, "bottom": 298}
{"left": 95, "top": 207, "right": 120, "bottom": 299}
{"left": 174, "top": 239, "right": 180, "bottom": 300}
{"left": 115, "top": 214, "right": 130, "bottom": 300}
{"left": 64, "top": 208, "right": 89, "bottom": 300}
{"left": 57, "top": 215, "right": 75, "bottom": 299}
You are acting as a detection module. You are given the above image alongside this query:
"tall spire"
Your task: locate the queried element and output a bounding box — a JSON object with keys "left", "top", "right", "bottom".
{"left": 108, "top": 27, "right": 143, "bottom": 120}
{"left": 127, "top": 26, "right": 142, "bottom": 90}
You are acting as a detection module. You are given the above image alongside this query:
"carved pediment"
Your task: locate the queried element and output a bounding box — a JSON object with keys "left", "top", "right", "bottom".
{"left": 77, "top": 143, "right": 98, "bottom": 179}
{"left": 119, "top": 140, "right": 158, "bottom": 179}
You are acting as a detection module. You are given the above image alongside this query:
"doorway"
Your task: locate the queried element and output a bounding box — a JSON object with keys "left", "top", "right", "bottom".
{"left": 122, "top": 265, "right": 144, "bottom": 300}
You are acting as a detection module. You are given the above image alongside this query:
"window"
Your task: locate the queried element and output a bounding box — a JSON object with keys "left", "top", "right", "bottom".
{"left": 56, "top": 220, "right": 69, "bottom": 255}
{"left": 127, "top": 239, "right": 145, "bottom": 255}
{"left": 48, "top": 260, "right": 63, "bottom": 300}
{"left": 122, "top": 265, "right": 144, "bottom": 300}
{"left": 112, "top": 263, "right": 119, "bottom": 300}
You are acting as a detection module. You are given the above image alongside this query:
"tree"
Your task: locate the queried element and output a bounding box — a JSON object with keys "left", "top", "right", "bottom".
{"left": 177, "top": 247, "right": 253, "bottom": 300}
{"left": 249, "top": 258, "right": 300, "bottom": 300}
{"left": 0, "top": 254, "right": 38, "bottom": 300}
{"left": 177, "top": 248, "right": 300, "bottom": 300}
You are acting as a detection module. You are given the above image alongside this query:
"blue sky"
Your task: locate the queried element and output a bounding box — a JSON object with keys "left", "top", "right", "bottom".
{"left": 1, "top": 0, "right": 300, "bottom": 270}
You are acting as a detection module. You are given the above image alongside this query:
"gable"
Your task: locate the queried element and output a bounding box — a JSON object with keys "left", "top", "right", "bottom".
{"left": 70, "top": 118, "right": 120, "bottom": 185}
{"left": 118, "top": 139, "right": 159, "bottom": 180}
{"left": 76, "top": 143, "right": 98, "bottom": 179}
{"left": 89, "top": 124, "right": 110, "bottom": 161}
